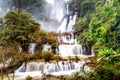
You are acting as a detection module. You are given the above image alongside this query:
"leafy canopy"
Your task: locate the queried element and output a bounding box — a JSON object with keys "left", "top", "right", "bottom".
{"left": 0, "top": 11, "right": 58, "bottom": 52}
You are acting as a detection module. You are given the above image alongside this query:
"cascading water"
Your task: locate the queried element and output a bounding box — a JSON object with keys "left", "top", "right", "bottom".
{"left": 29, "top": 43, "right": 36, "bottom": 54}
{"left": 13, "top": 0, "right": 94, "bottom": 79}
{"left": 42, "top": 43, "right": 51, "bottom": 52}
{"left": 58, "top": 44, "right": 83, "bottom": 57}
{"left": 15, "top": 61, "right": 89, "bottom": 79}
{"left": 55, "top": 1, "right": 93, "bottom": 57}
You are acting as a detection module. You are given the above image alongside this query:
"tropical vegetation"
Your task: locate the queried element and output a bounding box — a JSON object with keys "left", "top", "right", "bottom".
{"left": 0, "top": 0, "right": 120, "bottom": 80}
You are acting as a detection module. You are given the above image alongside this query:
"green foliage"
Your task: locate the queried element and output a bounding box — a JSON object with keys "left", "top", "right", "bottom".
{"left": 98, "top": 47, "right": 115, "bottom": 57}
{"left": 95, "top": 54, "right": 120, "bottom": 80}
{"left": 0, "top": 11, "right": 58, "bottom": 53}
{"left": 73, "top": 1, "right": 120, "bottom": 79}
{"left": 0, "top": 11, "right": 41, "bottom": 51}
{"left": 35, "top": 51, "right": 54, "bottom": 62}
{"left": 70, "top": 0, "right": 96, "bottom": 17}
{"left": 66, "top": 54, "right": 120, "bottom": 80}
{"left": 41, "top": 52, "right": 54, "bottom": 62}
{"left": 68, "top": 72, "right": 83, "bottom": 80}
{"left": 74, "top": 0, "right": 120, "bottom": 56}
{"left": 5, "top": 0, "right": 45, "bottom": 13}
{"left": 46, "top": 32, "right": 58, "bottom": 44}
{"left": 0, "top": 17, "right": 4, "bottom": 27}
{"left": 35, "top": 51, "right": 62, "bottom": 61}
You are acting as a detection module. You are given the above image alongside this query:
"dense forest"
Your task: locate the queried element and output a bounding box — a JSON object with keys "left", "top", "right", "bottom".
{"left": 0, "top": 0, "right": 120, "bottom": 80}
{"left": 72, "top": 0, "right": 120, "bottom": 79}
{"left": 72, "top": 0, "right": 120, "bottom": 56}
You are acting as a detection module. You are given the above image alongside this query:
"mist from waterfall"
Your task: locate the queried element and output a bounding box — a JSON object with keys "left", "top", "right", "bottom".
{"left": 0, "top": 0, "right": 4, "bottom": 17}
{"left": 39, "top": 0, "right": 71, "bottom": 31}
{"left": 0, "top": 0, "right": 11, "bottom": 17}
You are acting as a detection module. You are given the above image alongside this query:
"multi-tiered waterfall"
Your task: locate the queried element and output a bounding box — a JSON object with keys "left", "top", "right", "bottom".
{"left": 13, "top": 0, "right": 94, "bottom": 79}
{"left": 53, "top": 0, "right": 93, "bottom": 57}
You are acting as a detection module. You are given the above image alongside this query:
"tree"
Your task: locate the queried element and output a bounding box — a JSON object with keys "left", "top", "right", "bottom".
{"left": 74, "top": 0, "right": 120, "bottom": 56}
{"left": 11, "top": 0, "right": 46, "bottom": 18}
{"left": 88, "top": 0, "right": 120, "bottom": 55}
{"left": 0, "top": 11, "right": 40, "bottom": 52}
{"left": 0, "top": 44, "right": 22, "bottom": 80}
{"left": 69, "top": 0, "right": 98, "bottom": 55}
{"left": 0, "top": 11, "right": 58, "bottom": 78}
{"left": 0, "top": 11, "right": 58, "bottom": 53}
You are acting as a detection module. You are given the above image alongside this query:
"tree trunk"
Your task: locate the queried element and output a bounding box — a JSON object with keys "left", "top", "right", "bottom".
{"left": 0, "top": 68, "right": 4, "bottom": 80}
{"left": 12, "top": 69, "right": 15, "bottom": 80}
{"left": 6, "top": 73, "right": 10, "bottom": 80}
{"left": 86, "top": 43, "right": 92, "bottom": 55}
{"left": 18, "top": 0, "right": 21, "bottom": 13}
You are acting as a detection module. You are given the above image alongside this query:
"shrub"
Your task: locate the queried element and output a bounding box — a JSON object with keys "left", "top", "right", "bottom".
{"left": 94, "top": 54, "right": 120, "bottom": 80}
{"left": 43, "top": 52, "right": 54, "bottom": 62}
{"left": 35, "top": 51, "right": 45, "bottom": 59}
{"left": 52, "top": 55, "right": 62, "bottom": 61}
{"left": 26, "top": 75, "right": 32, "bottom": 80}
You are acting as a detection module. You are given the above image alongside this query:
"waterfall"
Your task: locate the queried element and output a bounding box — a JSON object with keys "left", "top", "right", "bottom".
{"left": 42, "top": 44, "right": 51, "bottom": 52}
{"left": 29, "top": 43, "right": 36, "bottom": 54}
{"left": 58, "top": 44, "right": 83, "bottom": 57}
{"left": 55, "top": 1, "right": 94, "bottom": 56}
{"left": 26, "top": 62, "right": 45, "bottom": 72}
{"left": 17, "top": 0, "right": 94, "bottom": 66}
{"left": 14, "top": 0, "right": 95, "bottom": 79}
{"left": 16, "top": 61, "right": 85, "bottom": 73}
{"left": 15, "top": 60, "right": 93, "bottom": 79}
{"left": 16, "top": 62, "right": 27, "bottom": 72}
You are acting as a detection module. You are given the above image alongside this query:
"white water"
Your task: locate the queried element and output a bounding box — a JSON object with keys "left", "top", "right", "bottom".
{"left": 29, "top": 43, "right": 36, "bottom": 54}
{"left": 19, "top": 61, "right": 84, "bottom": 73}
{"left": 42, "top": 44, "right": 51, "bottom": 52}
{"left": 58, "top": 44, "right": 82, "bottom": 57}
{"left": 13, "top": 0, "right": 94, "bottom": 79}
{"left": 14, "top": 61, "right": 91, "bottom": 80}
